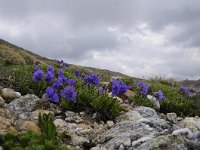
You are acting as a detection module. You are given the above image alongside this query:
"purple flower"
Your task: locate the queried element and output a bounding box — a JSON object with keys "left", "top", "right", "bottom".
{"left": 46, "top": 71, "right": 54, "bottom": 83}
{"left": 58, "top": 60, "right": 70, "bottom": 68}
{"left": 82, "top": 73, "right": 87, "bottom": 79}
{"left": 171, "top": 82, "right": 175, "bottom": 86}
{"left": 194, "top": 88, "right": 200, "bottom": 93}
{"left": 137, "top": 82, "right": 148, "bottom": 95}
{"left": 32, "top": 69, "right": 44, "bottom": 82}
{"left": 68, "top": 79, "right": 76, "bottom": 86}
{"left": 111, "top": 79, "right": 128, "bottom": 96}
{"left": 46, "top": 87, "right": 55, "bottom": 98}
{"left": 46, "top": 87, "right": 59, "bottom": 102}
{"left": 155, "top": 90, "right": 164, "bottom": 101}
{"left": 75, "top": 70, "right": 81, "bottom": 77}
{"left": 34, "top": 66, "right": 40, "bottom": 72}
{"left": 52, "top": 80, "right": 62, "bottom": 90}
{"left": 90, "top": 73, "right": 99, "bottom": 86}
{"left": 61, "top": 86, "right": 77, "bottom": 101}
{"left": 188, "top": 92, "right": 196, "bottom": 98}
{"left": 83, "top": 73, "right": 100, "bottom": 86}
{"left": 47, "top": 65, "right": 54, "bottom": 72}
{"left": 58, "top": 69, "right": 64, "bottom": 78}
{"left": 180, "top": 85, "right": 189, "bottom": 94}
{"left": 112, "top": 79, "right": 119, "bottom": 96}
{"left": 98, "top": 88, "right": 106, "bottom": 93}
{"left": 52, "top": 93, "right": 59, "bottom": 102}
{"left": 119, "top": 82, "right": 128, "bottom": 95}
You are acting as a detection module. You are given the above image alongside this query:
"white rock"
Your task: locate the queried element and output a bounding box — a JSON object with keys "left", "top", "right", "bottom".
{"left": 119, "top": 144, "right": 124, "bottom": 150}
{"left": 107, "top": 121, "right": 114, "bottom": 128}
{"left": 147, "top": 95, "right": 160, "bottom": 110}
{"left": 54, "top": 119, "right": 68, "bottom": 128}
{"left": 14, "top": 92, "right": 21, "bottom": 98}
{"left": 172, "top": 128, "right": 193, "bottom": 139}
{"left": 132, "top": 136, "right": 152, "bottom": 147}
{"left": 75, "top": 127, "right": 84, "bottom": 135}
{"left": 123, "top": 138, "right": 131, "bottom": 147}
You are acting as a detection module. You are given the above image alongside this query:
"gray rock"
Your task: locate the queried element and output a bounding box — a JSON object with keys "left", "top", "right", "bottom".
{"left": 96, "top": 107, "right": 171, "bottom": 150}
{"left": 136, "top": 135, "right": 187, "bottom": 150}
{"left": 6, "top": 94, "right": 40, "bottom": 120}
{"left": 134, "top": 106, "right": 158, "bottom": 118}
{"left": 71, "top": 135, "right": 88, "bottom": 146}
{"left": 119, "top": 144, "right": 124, "bottom": 150}
{"left": 172, "top": 128, "right": 193, "bottom": 139}
{"left": 147, "top": 95, "right": 160, "bottom": 110}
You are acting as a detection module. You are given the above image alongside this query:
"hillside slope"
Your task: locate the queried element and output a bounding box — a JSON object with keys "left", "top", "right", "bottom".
{"left": 0, "top": 39, "right": 135, "bottom": 81}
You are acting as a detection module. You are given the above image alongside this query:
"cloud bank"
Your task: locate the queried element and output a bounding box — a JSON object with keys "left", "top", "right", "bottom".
{"left": 0, "top": 0, "right": 200, "bottom": 80}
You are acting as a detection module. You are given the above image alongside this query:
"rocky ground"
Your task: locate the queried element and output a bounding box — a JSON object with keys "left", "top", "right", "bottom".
{"left": 0, "top": 87, "right": 200, "bottom": 150}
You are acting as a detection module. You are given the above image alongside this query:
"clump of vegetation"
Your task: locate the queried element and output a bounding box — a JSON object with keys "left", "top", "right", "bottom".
{"left": 123, "top": 77, "right": 200, "bottom": 117}
{"left": 0, "top": 113, "right": 69, "bottom": 150}
{"left": 38, "top": 113, "right": 56, "bottom": 140}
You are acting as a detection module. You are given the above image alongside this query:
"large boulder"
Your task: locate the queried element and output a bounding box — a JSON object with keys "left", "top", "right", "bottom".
{"left": 6, "top": 94, "right": 41, "bottom": 120}
{"left": 93, "top": 106, "right": 200, "bottom": 150}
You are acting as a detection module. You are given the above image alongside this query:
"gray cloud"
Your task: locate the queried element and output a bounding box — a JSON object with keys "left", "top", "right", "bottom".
{"left": 0, "top": 0, "right": 200, "bottom": 80}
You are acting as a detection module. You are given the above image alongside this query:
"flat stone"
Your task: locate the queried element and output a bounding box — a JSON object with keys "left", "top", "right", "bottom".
{"left": 15, "top": 120, "right": 41, "bottom": 134}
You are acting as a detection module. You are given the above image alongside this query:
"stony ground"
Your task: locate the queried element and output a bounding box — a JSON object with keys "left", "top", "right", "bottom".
{"left": 0, "top": 86, "right": 200, "bottom": 150}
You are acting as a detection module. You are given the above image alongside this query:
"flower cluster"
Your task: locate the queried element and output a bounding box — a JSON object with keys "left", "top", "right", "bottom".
{"left": 153, "top": 90, "right": 164, "bottom": 101}
{"left": 137, "top": 82, "right": 149, "bottom": 95}
{"left": 45, "top": 65, "right": 54, "bottom": 83}
{"left": 98, "top": 88, "right": 106, "bottom": 93}
{"left": 83, "top": 72, "right": 100, "bottom": 86}
{"left": 112, "top": 79, "right": 128, "bottom": 96}
{"left": 180, "top": 85, "right": 196, "bottom": 98}
{"left": 32, "top": 66, "right": 44, "bottom": 82}
{"left": 46, "top": 87, "right": 59, "bottom": 102}
{"left": 57, "top": 60, "right": 70, "bottom": 68}
{"left": 32, "top": 65, "right": 77, "bottom": 103}
{"left": 75, "top": 69, "right": 81, "bottom": 77}
{"left": 61, "top": 86, "right": 77, "bottom": 101}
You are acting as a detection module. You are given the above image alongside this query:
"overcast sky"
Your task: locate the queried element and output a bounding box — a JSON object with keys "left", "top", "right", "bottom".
{"left": 0, "top": 0, "right": 200, "bottom": 80}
